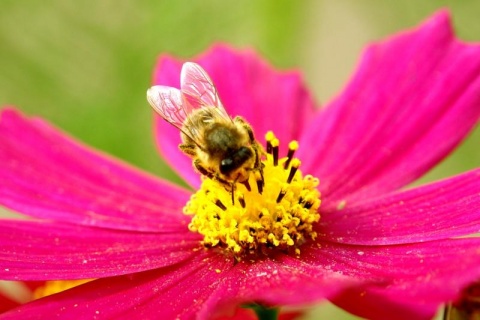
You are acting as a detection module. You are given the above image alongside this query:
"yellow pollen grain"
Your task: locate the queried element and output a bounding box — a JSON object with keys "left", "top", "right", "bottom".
{"left": 183, "top": 132, "right": 321, "bottom": 258}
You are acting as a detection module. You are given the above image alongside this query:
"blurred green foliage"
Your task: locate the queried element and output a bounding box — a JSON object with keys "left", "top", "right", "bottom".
{"left": 1, "top": 0, "right": 479, "bottom": 186}
{"left": 1, "top": 1, "right": 479, "bottom": 318}
{"left": 0, "top": 0, "right": 304, "bottom": 186}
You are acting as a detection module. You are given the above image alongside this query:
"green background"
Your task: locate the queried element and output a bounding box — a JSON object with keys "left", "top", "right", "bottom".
{"left": 1, "top": 1, "right": 479, "bottom": 318}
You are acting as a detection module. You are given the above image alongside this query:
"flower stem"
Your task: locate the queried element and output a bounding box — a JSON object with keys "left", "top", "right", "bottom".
{"left": 244, "top": 303, "right": 279, "bottom": 320}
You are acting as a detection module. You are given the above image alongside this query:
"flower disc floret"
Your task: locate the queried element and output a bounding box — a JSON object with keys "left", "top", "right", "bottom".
{"left": 183, "top": 131, "right": 321, "bottom": 258}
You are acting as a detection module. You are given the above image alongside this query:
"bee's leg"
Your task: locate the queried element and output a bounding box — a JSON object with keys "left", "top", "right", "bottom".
{"left": 231, "top": 182, "right": 235, "bottom": 205}
{"left": 233, "top": 116, "right": 255, "bottom": 141}
{"left": 193, "top": 159, "right": 236, "bottom": 205}
{"left": 234, "top": 116, "right": 266, "bottom": 155}
{"left": 252, "top": 142, "right": 263, "bottom": 168}
{"left": 252, "top": 141, "right": 265, "bottom": 185}
{"left": 234, "top": 116, "right": 265, "bottom": 183}
{"left": 194, "top": 159, "right": 232, "bottom": 186}
{"left": 214, "top": 177, "right": 235, "bottom": 205}
{"left": 193, "top": 159, "right": 215, "bottom": 179}
{"left": 179, "top": 143, "right": 196, "bottom": 157}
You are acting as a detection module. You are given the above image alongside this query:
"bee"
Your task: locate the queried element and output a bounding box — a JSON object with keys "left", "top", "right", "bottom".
{"left": 146, "top": 62, "right": 263, "bottom": 197}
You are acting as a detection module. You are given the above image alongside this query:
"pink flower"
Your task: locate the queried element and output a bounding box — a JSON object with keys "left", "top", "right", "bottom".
{"left": 0, "top": 281, "right": 302, "bottom": 320}
{"left": 1, "top": 10, "right": 480, "bottom": 320}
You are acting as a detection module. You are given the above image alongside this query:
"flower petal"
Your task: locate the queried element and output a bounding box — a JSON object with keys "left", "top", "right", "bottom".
{"left": 196, "top": 255, "right": 363, "bottom": 320}
{"left": 305, "top": 238, "right": 480, "bottom": 317}
{"left": 319, "top": 168, "right": 480, "bottom": 245}
{"left": 0, "top": 220, "right": 199, "bottom": 280}
{"left": 0, "top": 252, "right": 228, "bottom": 319}
{"left": 0, "top": 294, "right": 19, "bottom": 314}
{"left": 299, "top": 10, "right": 480, "bottom": 203}
{"left": 1, "top": 248, "right": 357, "bottom": 319}
{"left": 0, "top": 108, "right": 191, "bottom": 232}
{"left": 153, "top": 45, "right": 318, "bottom": 188}
{"left": 331, "top": 287, "right": 439, "bottom": 320}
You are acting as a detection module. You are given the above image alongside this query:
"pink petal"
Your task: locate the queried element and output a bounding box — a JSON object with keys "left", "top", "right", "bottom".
{"left": 211, "top": 307, "right": 260, "bottom": 320}
{"left": 305, "top": 238, "right": 480, "bottom": 314}
{"left": 0, "top": 220, "right": 199, "bottom": 280}
{"left": 299, "top": 10, "right": 480, "bottom": 203}
{"left": 11, "top": 235, "right": 470, "bottom": 319}
{"left": 1, "top": 252, "right": 228, "bottom": 319}
{"left": 0, "top": 108, "right": 191, "bottom": 232}
{"left": 198, "top": 255, "right": 359, "bottom": 319}
{"left": 319, "top": 168, "right": 480, "bottom": 245}
{"left": 1, "top": 249, "right": 358, "bottom": 319}
{"left": 0, "top": 295, "right": 19, "bottom": 314}
{"left": 153, "top": 45, "right": 318, "bottom": 188}
{"left": 331, "top": 287, "right": 438, "bottom": 320}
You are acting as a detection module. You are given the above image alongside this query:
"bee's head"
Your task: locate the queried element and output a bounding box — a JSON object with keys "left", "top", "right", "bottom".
{"left": 220, "top": 146, "right": 254, "bottom": 181}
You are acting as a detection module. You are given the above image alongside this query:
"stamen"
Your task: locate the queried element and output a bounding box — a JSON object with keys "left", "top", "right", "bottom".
{"left": 255, "top": 171, "right": 264, "bottom": 194}
{"left": 215, "top": 199, "right": 227, "bottom": 211}
{"left": 183, "top": 132, "right": 321, "bottom": 259}
{"left": 276, "top": 185, "right": 287, "bottom": 203}
{"left": 304, "top": 202, "right": 313, "bottom": 209}
{"left": 271, "top": 138, "right": 279, "bottom": 166}
{"left": 301, "top": 194, "right": 320, "bottom": 210}
{"left": 265, "top": 131, "right": 275, "bottom": 154}
{"left": 284, "top": 140, "right": 299, "bottom": 169}
{"left": 287, "top": 158, "right": 301, "bottom": 183}
{"left": 241, "top": 179, "right": 251, "bottom": 192}
{"left": 238, "top": 194, "right": 246, "bottom": 208}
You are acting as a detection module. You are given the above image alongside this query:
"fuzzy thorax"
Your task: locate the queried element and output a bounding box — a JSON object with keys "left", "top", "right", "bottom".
{"left": 183, "top": 132, "right": 321, "bottom": 258}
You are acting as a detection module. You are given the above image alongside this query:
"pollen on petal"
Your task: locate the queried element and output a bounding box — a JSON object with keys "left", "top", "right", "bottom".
{"left": 183, "top": 132, "right": 321, "bottom": 259}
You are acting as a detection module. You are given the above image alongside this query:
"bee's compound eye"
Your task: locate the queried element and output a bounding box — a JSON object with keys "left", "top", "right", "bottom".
{"left": 220, "top": 158, "right": 234, "bottom": 174}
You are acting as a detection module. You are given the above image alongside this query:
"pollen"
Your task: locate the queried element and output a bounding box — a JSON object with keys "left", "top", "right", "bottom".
{"left": 183, "top": 131, "right": 321, "bottom": 258}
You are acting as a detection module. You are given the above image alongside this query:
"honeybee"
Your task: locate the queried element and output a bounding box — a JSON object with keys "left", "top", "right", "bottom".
{"left": 147, "top": 62, "right": 263, "bottom": 194}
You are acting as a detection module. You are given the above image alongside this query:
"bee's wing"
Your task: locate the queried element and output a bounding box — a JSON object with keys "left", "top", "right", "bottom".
{"left": 180, "top": 62, "right": 231, "bottom": 122}
{"left": 147, "top": 63, "right": 232, "bottom": 149}
{"left": 146, "top": 85, "right": 191, "bottom": 130}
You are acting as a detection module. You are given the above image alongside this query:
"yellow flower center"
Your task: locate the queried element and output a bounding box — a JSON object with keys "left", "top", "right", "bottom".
{"left": 183, "top": 131, "right": 321, "bottom": 259}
